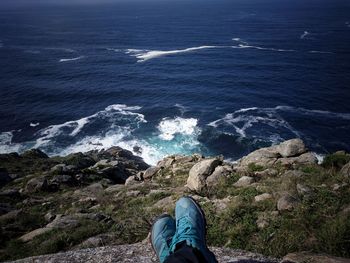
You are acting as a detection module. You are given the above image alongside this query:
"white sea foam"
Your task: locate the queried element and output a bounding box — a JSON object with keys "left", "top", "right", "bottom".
{"left": 126, "top": 46, "right": 219, "bottom": 62}
{"left": 209, "top": 105, "right": 350, "bottom": 147}
{"left": 300, "top": 31, "right": 310, "bottom": 39}
{"left": 59, "top": 56, "right": 84, "bottom": 63}
{"left": 309, "top": 50, "right": 333, "bottom": 54}
{"left": 0, "top": 132, "right": 23, "bottom": 153}
{"left": 30, "top": 122, "right": 40, "bottom": 127}
{"left": 233, "top": 44, "right": 296, "bottom": 52}
{"left": 157, "top": 117, "right": 199, "bottom": 140}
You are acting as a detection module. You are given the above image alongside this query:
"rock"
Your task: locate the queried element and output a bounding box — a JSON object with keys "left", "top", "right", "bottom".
{"left": 282, "top": 170, "right": 306, "bottom": 178}
{"left": 51, "top": 164, "right": 77, "bottom": 175}
{"left": 46, "top": 215, "right": 80, "bottom": 229}
{"left": 8, "top": 242, "right": 280, "bottom": 263}
{"left": 78, "top": 233, "right": 118, "bottom": 249}
{"left": 254, "top": 193, "right": 272, "bottom": 202}
{"left": 233, "top": 176, "right": 254, "bottom": 187}
{"left": 278, "top": 152, "right": 318, "bottom": 166}
{"left": 63, "top": 153, "right": 96, "bottom": 169}
{"left": 21, "top": 149, "right": 48, "bottom": 159}
{"left": 282, "top": 252, "right": 350, "bottom": 263}
{"left": 256, "top": 216, "right": 269, "bottom": 229}
{"left": 104, "top": 184, "right": 124, "bottom": 194}
{"left": 125, "top": 176, "right": 138, "bottom": 186}
{"left": 211, "top": 196, "right": 241, "bottom": 212}
{"left": 19, "top": 227, "right": 53, "bottom": 242}
{"left": 206, "top": 166, "right": 231, "bottom": 187}
{"left": 276, "top": 138, "right": 307, "bottom": 157}
{"left": 157, "top": 157, "right": 175, "bottom": 168}
{"left": 84, "top": 183, "right": 104, "bottom": 195}
{"left": 277, "top": 194, "right": 299, "bottom": 211}
{"left": 187, "top": 158, "right": 222, "bottom": 192}
{"left": 126, "top": 190, "right": 140, "bottom": 197}
{"left": 0, "top": 168, "right": 12, "bottom": 187}
{"left": 256, "top": 211, "right": 278, "bottom": 230}
{"left": 44, "top": 212, "right": 56, "bottom": 222}
{"left": 296, "top": 184, "right": 313, "bottom": 197}
{"left": 238, "top": 147, "right": 280, "bottom": 168}
{"left": 99, "top": 166, "right": 130, "bottom": 184}
{"left": 51, "top": 174, "right": 76, "bottom": 186}
{"left": 143, "top": 166, "right": 160, "bottom": 180}
{"left": 340, "top": 162, "right": 350, "bottom": 177}
{"left": 25, "top": 177, "right": 48, "bottom": 193}
{"left": 254, "top": 168, "right": 278, "bottom": 178}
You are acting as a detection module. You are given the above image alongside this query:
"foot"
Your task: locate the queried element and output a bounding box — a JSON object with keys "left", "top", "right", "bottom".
{"left": 151, "top": 214, "right": 176, "bottom": 263}
{"left": 170, "top": 196, "right": 217, "bottom": 263}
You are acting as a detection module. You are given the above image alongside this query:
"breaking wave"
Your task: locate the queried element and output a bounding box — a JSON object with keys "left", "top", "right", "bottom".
{"left": 208, "top": 106, "right": 350, "bottom": 147}
{"left": 0, "top": 105, "right": 204, "bottom": 165}
{"left": 125, "top": 46, "right": 219, "bottom": 62}
{"left": 59, "top": 56, "right": 84, "bottom": 63}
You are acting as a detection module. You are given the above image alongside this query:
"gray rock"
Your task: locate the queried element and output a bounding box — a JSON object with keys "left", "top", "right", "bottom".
{"left": 51, "top": 174, "right": 76, "bottom": 186}
{"left": 143, "top": 166, "right": 160, "bottom": 180}
{"left": 19, "top": 227, "right": 53, "bottom": 242}
{"left": 282, "top": 252, "right": 350, "bottom": 263}
{"left": 277, "top": 194, "right": 299, "bottom": 211}
{"left": 254, "top": 168, "right": 278, "bottom": 178}
{"left": 238, "top": 147, "right": 280, "bottom": 169}
{"left": 234, "top": 176, "right": 255, "bottom": 187}
{"left": 46, "top": 214, "right": 81, "bottom": 229}
{"left": 278, "top": 152, "right": 318, "bottom": 166}
{"left": 254, "top": 193, "right": 272, "bottom": 202}
{"left": 25, "top": 177, "right": 48, "bottom": 193}
{"left": 296, "top": 184, "right": 313, "bottom": 197}
{"left": 187, "top": 158, "right": 222, "bottom": 192}
{"left": 51, "top": 164, "right": 77, "bottom": 175}
{"left": 340, "top": 162, "right": 350, "bottom": 177}
{"left": 276, "top": 138, "right": 307, "bottom": 157}
{"left": 206, "top": 166, "right": 231, "bottom": 187}
{"left": 8, "top": 242, "right": 280, "bottom": 263}
{"left": 126, "top": 190, "right": 140, "bottom": 197}
{"left": 125, "top": 176, "right": 138, "bottom": 186}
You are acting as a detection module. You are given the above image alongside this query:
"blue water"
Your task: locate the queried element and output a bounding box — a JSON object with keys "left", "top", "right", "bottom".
{"left": 1, "top": 0, "right": 350, "bottom": 164}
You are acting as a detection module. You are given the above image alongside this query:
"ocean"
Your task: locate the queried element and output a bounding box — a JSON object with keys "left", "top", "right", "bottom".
{"left": 0, "top": 0, "right": 350, "bottom": 165}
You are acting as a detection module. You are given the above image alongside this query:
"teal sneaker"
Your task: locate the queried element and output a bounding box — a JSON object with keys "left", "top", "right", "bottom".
{"left": 151, "top": 214, "right": 176, "bottom": 263}
{"left": 170, "top": 196, "right": 218, "bottom": 263}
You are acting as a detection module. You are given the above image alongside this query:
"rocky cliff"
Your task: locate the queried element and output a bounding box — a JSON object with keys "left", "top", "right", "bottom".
{"left": 0, "top": 139, "right": 349, "bottom": 262}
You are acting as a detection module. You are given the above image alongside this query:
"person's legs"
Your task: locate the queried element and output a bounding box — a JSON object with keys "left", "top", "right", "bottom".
{"left": 151, "top": 196, "right": 217, "bottom": 263}
{"left": 164, "top": 241, "right": 206, "bottom": 263}
{"left": 151, "top": 214, "right": 176, "bottom": 263}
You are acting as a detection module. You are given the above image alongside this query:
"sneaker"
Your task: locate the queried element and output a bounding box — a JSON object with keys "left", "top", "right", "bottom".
{"left": 170, "top": 196, "right": 217, "bottom": 263}
{"left": 151, "top": 214, "right": 176, "bottom": 263}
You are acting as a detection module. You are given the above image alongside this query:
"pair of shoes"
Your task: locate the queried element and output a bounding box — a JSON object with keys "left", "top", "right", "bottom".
{"left": 151, "top": 196, "right": 217, "bottom": 263}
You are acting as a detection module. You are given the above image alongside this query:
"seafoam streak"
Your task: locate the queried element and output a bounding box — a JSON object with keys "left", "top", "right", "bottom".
{"left": 126, "top": 46, "right": 220, "bottom": 62}
{"left": 59, "top": 56, "right": 84, "bottom": 63}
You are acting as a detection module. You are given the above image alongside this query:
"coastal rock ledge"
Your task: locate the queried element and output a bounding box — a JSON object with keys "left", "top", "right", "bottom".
{"left": 1, "top": 139, "right": 349, "bottom": 263}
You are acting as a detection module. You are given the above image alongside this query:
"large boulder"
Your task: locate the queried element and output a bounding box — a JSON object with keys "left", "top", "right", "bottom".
{"left": 340, "top": 162, "right": 350, "bottom": 177}
{"left": 206, "top": 165, "right": 232, "bottom": 187}
{"left": 234, "top": 176, "right": 255, "bottom": 187}
{"left": 25, "top": 177, "right": 49, "bottom": 193}
{"left": 277, "top": 193, "right": 299, "bottom": 211}
{"left": 143, "top": 166, "right": 160, "bottom": 180}
{"left": 276, "top": 138, "right": 307, "bottom": 157}
{"left": 187, "top": 158, "right": 222, "bottom": 192}
{"left": 236, "top": 139, "right": 314, "bottom": 170}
